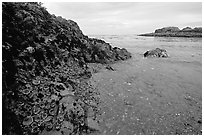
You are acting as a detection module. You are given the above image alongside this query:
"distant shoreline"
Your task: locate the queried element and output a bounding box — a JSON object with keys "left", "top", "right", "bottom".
{"left": 139, "top": 26, "right": 202, "bottom": 38}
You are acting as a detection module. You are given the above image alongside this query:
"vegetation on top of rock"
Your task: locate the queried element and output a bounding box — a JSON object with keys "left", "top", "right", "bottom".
{"left": 2, "top": 2, "right": 131, "bottom": 135}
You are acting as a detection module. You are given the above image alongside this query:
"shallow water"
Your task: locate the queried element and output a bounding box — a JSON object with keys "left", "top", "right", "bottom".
{"left": 88, "top": 35, "right": 202, "bottom": 135}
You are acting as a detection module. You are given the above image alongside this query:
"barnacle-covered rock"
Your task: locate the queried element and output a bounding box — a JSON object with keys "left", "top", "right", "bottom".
{"left": 22, "top": 116, "right": 33, "bottom": 126}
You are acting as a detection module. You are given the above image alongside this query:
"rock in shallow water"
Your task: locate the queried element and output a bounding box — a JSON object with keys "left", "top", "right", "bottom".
{"left": 144, "top": 48, "right": 168, "bottom": 58}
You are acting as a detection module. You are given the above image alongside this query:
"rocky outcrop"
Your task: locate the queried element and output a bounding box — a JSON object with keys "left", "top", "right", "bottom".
{"left": 144, "top": 48, "right": 168, "bottom": 58}
{"left": 155, "top": 27, "right": 180, "bottom": 33}
{"left": 139, "top": 26, "right": 202, "bottom": 37}
{"left": 85, "top": 38, "right": 131, "bottom": 63}
{"left": 2, "top": 2, "right": 131, "bottom": 135}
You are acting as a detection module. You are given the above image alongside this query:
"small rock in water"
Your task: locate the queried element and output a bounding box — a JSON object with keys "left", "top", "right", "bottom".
{"left": 144, "top": 48, "right": 168, "bottom": 58}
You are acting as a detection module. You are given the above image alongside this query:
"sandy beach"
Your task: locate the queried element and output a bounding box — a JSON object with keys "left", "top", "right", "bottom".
{"left": 88, "top": 36, "right": 202, "bottom": 135}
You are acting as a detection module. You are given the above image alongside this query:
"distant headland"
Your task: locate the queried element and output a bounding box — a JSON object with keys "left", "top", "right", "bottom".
{"left": 139, "top": 26, "right": 202, "bottom": 37}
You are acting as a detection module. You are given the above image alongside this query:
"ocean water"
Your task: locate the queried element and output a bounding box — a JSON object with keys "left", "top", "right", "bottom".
{"left": 88, "top": 35, "right": 202, "bottom": 135}
{"left": 89, "top": 35, "right": 202, "bottom": 64}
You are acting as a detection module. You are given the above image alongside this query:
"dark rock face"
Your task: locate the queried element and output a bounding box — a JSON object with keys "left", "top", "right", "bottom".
{"left": 139, "top": 26, "right": 202, "bottom": 37}
{"left": 144, "top": 48, "right": 168, "bottom": 58}
{"left": 2, "top": 2, "right": 131, "bottom": 135}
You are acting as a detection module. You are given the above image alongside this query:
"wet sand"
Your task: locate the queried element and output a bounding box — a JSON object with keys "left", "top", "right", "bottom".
{"left": 88, "top": 47, "right": 202, "bottom": 135}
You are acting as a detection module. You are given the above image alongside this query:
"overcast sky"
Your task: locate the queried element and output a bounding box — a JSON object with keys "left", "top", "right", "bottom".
{"left": 43, "top": 2, "right": 202, "bottom": 35}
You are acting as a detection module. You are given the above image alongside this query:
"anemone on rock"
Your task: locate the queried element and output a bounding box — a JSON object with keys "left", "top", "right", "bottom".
{"left": 41, "top": 112, "right": 48, "bottom": 120}
{"left": 43, "top": 85, "right": 50, "bottom": 91}
{"left": 39, "top": 101, "right": 46, "bottom": 108}
{"left": 25, "top": 83, "right": 33, "bottom": 89}
{"left": 44, "top": 116, "right": 53, "bottom": 122}
{"left": 33, "top": 105, "right": 41, "bottom": 114}
{"left": 45, "top": 91, "right": 51, "bottom": 96}
{"left": 23, "top": 103, "right": 32, "bottom": 111}
{"left": 50, "top": 101, "right": 56, "bottom": 108}
{"left": 51, "top": 94, "right": 59, "bottom": 101}
{"left": 31, "top": 121, "right": 38, "bottom": 128}
{"left": 53, "top": 82, "right": 74, "bottom": 96}
{"left": 55, "top": 123, "right": 61, "bottom": 131}
{"left": 34, "top": 98, "right": 41, "bottom": 104}
{"left": 57, "top": 115, "right": 64, "bottom": 122}
{"left": 45, "top": 122, "right": 53, "bottom": 131}
{"left": 34, "top": 114, "right": 41, "bottom": 122}
{"left": 37, "top": 93, "right": 44, "bottom": 99}
{"left": 22, "top": 116, "right": 33, "bottom": 126}
{"left": 60, "top": 86, "right": 74, "bottom": 97}
{"left": 25, "top": 110, "right": 32, "bottom": 116}
{"left": 22, "top": 125, "right": 30, "bottom": 134}
{"left": 49, "top": 108, "right": 55, "bottom": 116}
{"left": 31, "top": 126, "right": 40, "bottom": 134}
{"left": 21, "top": 89, "right": 31, "bottom": 95}
{"left": 17, "top": 101, "right": 25, "bottom": 107}
{"left": 55, "top": 83, "right": 66, "bottom": 91}
{"left": 32, "top": 79, "right": 41, "bottom": 85}
{"left": 44, "top": 103, "right": 51, "bottom": 109}
{"left": 37, "top": 120, "right": 44, "bottom": 127}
